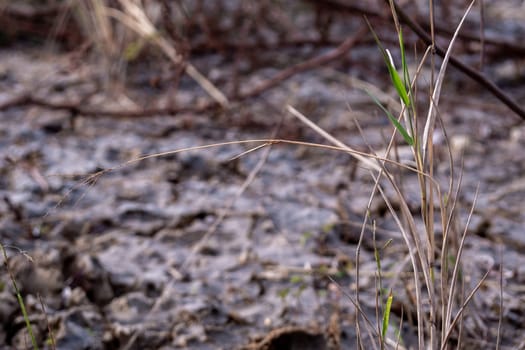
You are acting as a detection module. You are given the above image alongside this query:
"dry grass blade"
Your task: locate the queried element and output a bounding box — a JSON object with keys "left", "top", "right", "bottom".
{"left": 108, "top": 139, "right": 421, "bottom": 174}
{"left": 181, "top": 141, "right": 270, "bottom": 269}
{"left": 350, "top": 114, "right": 402, "bottom": 348}
{"left": 346, "top": 110, "right": 429, "bottom": 348}
{"left": 227, "top": 142, "right": 276, "bottom": 161}
{"left": 326, "top": 275, "right": 381, "bottom": 347}
{"left": 422, "top": 0, "right": 476, "bottom": 163}
{"left": 373, "top": 173, "right": 427, "bottom": 348}
{"left": 50, "top": 138, "right": 425, "bottom": 206}
{"left": 286, "top": 105, "right": 381, "bottom": 172}
{"left": 496, "top": 245, "right": 503, "bottom": 350}
{"left": 126, "top": 125, "right": 281, "bottom": 349}
{"left": 89, "top": 0, "right": 114, "bottom": 56}
{"left": 105, "top": 0, "right": 228, "bottom": 107}
{"left": 288, "top": 100, "right": 443, "bottom": 347}
{"left": 441, "top": 267, "right": 491, "bottom": 349}
{"left": 440, "top": 160, "right": 464, "bottom": 342}
{"left": 38, "top": 294, "right": 56, "bottom": 350}
{"left": 444, "top": 184, "right": 480, "bottom": 343}
{"left": 181, "top": 116, "right": 284, "bottom": 269}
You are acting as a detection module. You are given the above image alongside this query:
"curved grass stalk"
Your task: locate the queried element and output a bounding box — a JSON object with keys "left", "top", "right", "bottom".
{"left": 422, "top": 0, "right": 476, "bottom": 164}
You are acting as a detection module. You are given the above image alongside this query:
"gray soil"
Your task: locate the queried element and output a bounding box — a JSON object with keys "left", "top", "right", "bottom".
{"left": 1, "top": 4, "right": 525, "bottom": 350}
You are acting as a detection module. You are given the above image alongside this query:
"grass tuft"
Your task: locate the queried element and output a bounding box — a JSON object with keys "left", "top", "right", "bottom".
{"left": 1, "top": 243, "right": 39, "bottom": 350}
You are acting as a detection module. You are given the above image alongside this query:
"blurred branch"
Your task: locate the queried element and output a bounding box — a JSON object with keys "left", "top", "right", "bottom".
{"left": 0, "top": 2, "right": 61, "bottom": 17}
{"left": 0, "top": 92, "right": 219, "bottom": 117}
{"left": 107, "top": 0, "right": 229, "bottom": 107}
{"left": 239, "top": 26, "right": 367, "bottom": 99}
{"left": 0, "top": 26, "right": 366, "bottom": 118}
{"left": 306, "top": 0, "right": 525, "bottom": 120}
{"left": 387, "top": 0, "right": 525, "bottom": 120}
{"left": 304, "top": 0, "right": 525, "bottom": 56}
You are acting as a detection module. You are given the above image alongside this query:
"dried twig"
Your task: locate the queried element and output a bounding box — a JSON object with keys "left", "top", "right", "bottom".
{"left": 107, "top": 0, "right": 229, "bottom": 107}
{"left": 0, "top": 26, "right": 367, "bottom": 118}
{"left": 0, "top": 92, "right": 220, "bottom": 117}
{"left": 240, "top": 26, "right": 368, "bottom": 99}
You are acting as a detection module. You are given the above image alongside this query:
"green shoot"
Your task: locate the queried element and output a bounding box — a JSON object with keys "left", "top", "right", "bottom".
{"left": 365, "top": 18, "right": 410, "bottom": 107}
{"left": 1, "top": 244, "right": 39, "bottom": 350}
{"left": 366, "top": 90, "right": 414, "bottom": 146}
{"left": 381, "top": 291, "right": 394, "bottom": 340}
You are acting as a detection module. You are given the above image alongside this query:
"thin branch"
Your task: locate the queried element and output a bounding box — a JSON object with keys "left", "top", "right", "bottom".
{"left": 240, "top": 26, "right": 368, "bottom": 99}
{"left": 388, "top": 0, "right": 525, "bottom": 120}
{"left": 0, "top": 27, "right": 366, "bottom": 118}
{"left": 306, "top": 0, "right": 525, "bottom": 120}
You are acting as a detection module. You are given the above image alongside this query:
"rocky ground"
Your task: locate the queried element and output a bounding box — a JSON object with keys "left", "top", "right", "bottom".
{"left": 1, "top": 3, "right": 525, "bottom": 349}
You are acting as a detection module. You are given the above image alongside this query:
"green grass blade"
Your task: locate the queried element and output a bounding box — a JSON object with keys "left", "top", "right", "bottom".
{"left": 382, "top": 291, "right": 394, "bottom": 339}
{"left": 366, "top": 90, "right": 414, "bottom": 146}
{"left": 365, "top": 17, "right": 410, "bottom": 107}
{"left": 398, "top": 28, "right": 410, "bottom": 92}
{"left": 17, "top": 292, "right": 39, "bottom": 350}
{"left": 385, "top": 52, "right": 410, "bottom": 107}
